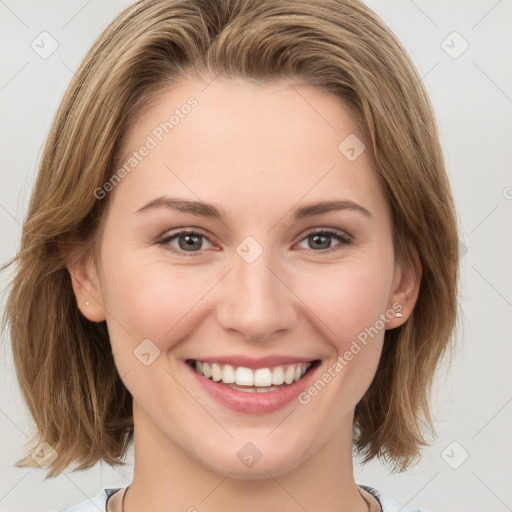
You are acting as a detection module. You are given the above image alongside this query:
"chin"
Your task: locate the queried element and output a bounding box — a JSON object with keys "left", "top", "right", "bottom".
{"left": 194, "top": 438, "right": 308, "bottom": 480}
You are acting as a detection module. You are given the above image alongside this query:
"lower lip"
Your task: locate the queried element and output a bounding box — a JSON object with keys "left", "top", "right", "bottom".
{"left": 185, "top": 361, "right": 319, "bottom": 414}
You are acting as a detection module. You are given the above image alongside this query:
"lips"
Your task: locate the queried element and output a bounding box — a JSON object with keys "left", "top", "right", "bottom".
{"left": 185, "top": 357, "right": 321, "bottom": 414}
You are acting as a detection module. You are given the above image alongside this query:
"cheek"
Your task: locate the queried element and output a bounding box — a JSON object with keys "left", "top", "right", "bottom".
{"left": 103, "top": 257, "right": 211, "bottom": 348}
{"left": 292, "top": 252, "right": 394, "bottom": 401}
{"left": 295, "top": 256, "right": 394, "bottom": 344}
{"left": 293, "top": 268, "right": 389, "bottom": 419}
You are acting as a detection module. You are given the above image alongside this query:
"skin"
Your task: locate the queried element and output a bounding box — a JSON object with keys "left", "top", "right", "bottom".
{"left": 68, "top": 75, "right": 420, "bottom": 512}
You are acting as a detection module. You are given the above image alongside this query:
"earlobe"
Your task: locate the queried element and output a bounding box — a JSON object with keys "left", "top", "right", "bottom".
{"left": 66, "top": 253, "right": 106, "bottom": 323}
{"left": 386, "top": 249, "right": 422, "bottom": 329}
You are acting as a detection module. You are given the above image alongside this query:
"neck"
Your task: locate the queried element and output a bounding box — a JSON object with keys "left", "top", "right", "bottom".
{"left": 124, "top": 402, "right": 368, "bottom": 512}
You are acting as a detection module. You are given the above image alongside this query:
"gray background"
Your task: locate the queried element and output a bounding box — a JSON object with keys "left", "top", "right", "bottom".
{"left": 1, "top": 1, "right": 511, "bottom": 511}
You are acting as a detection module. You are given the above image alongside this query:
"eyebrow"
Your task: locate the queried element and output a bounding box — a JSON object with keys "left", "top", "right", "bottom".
{"left": 135, "top": 196, "right": 372, "bottom": 220}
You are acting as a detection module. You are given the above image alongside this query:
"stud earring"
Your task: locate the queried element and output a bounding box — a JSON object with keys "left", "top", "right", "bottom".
{"left": 395, "top": 311, "right": 403, "bottom": 318}
{"left": 85, "top": 301, "right": 90, "bottom": 306}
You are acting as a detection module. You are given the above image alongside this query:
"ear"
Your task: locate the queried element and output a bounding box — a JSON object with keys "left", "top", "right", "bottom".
{"left": 63, "top": 246, "right": 106, "bottom": 323}
{"left": 385, "top": 248, "right": 422, "bottom": 329}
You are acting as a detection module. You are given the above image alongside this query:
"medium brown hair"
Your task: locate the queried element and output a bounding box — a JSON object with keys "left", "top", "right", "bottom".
{"left": 2, "top": 0, "right": 458, "bottom": 477}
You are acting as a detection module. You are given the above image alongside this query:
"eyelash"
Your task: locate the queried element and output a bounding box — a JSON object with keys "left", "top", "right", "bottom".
{"left": 157, "top": 228, "right": 352, "bottom": 257}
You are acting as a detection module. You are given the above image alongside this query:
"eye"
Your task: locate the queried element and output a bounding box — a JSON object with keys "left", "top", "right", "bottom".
{"left": 296, "top": 229, "right": 352, "bottom": 252}
{"left": 158, "top": 230, "right": 214, "bottom": 255}
{"left": 157, "top": 228, "right": 352, "bottom": 256}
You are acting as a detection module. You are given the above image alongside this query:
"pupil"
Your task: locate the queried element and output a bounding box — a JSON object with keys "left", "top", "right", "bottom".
{"left": 179, "top": 234, "right": 201, "bottom": 251}
{"left": 311, "top": 233, "right": 330, "bottom": 250}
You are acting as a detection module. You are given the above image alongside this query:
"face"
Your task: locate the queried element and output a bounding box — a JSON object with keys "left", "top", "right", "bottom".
{"left": 73, "top": 76, "right": 414, "bottom": 479}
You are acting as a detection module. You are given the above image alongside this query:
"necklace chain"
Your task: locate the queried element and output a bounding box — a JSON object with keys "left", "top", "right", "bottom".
{"left": 114, "top": 484, "right": 371, "bottom": 512}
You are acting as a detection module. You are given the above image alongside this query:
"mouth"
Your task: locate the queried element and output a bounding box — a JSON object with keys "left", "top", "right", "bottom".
{"left": 187, "top": 359, "right": 319, "bottom": 392}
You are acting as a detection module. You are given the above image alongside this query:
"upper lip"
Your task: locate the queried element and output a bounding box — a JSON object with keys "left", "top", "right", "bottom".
{"left": 186, "top": 355, "right": 319, "bottom": 369}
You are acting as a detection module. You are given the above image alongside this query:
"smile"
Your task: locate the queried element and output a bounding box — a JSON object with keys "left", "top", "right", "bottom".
{"left": 189, "top": 360, "right": 312, "bottom": 392}
{"left": 185, "top": 356, "right": 321, "bottom": 413}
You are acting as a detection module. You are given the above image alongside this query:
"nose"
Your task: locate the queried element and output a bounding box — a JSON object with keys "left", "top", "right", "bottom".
{"left": 215, "top": 247, "right": 297, "bottom": 342}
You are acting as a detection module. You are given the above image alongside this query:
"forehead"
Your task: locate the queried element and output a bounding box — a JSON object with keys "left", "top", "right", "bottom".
{"left": 107, "top": 77, "right": 387, "bottom": 223}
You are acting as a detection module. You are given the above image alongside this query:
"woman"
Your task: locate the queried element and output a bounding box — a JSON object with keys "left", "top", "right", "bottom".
{"left": 3, "top": 0, "right": 458, "bottom": 510}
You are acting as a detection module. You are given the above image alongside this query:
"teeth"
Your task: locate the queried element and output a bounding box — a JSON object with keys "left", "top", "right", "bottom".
{"left": 194, "top": 360, "right": 312, "bottom": 388}
{"left": 222, "top": 364, "right": 235, "bottom": 384}
{"left": 254, "top": 368, "right": 272, "bottom": 387}
{"left": 272, "top": 366, "right": 285, "bottom": 385}
{"left": 284, "top": 365, "right": 295, "bottom": 385}
{"left": 202, "top": 362, "right": 212, "bottom": 379}
{"left": 235, "top": 367, "right": 253, "bottom": 386}
{"left": 211, "top": 363, "right": 222, "bottom": 382}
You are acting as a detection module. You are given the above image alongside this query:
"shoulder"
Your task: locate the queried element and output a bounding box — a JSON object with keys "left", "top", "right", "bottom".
{"left": 57, "top": 488, "right": 121, "bottom": 512}
{"left": 360, "top": 485, "right": 425, "bottom": 512}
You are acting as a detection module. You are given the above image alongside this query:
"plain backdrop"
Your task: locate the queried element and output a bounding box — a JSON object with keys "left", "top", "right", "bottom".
{"left": 1, "top": 1, "right": 511, "bottom": 511}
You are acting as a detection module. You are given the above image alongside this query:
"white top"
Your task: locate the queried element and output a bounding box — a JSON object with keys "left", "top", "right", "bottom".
{"left": 58, "top": 485, "right": 423, "bottom": 511}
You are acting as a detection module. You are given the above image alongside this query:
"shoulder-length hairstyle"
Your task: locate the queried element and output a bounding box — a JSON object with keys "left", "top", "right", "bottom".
{"left": 2, "top": 0, "right": 458, "bottom": 477}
